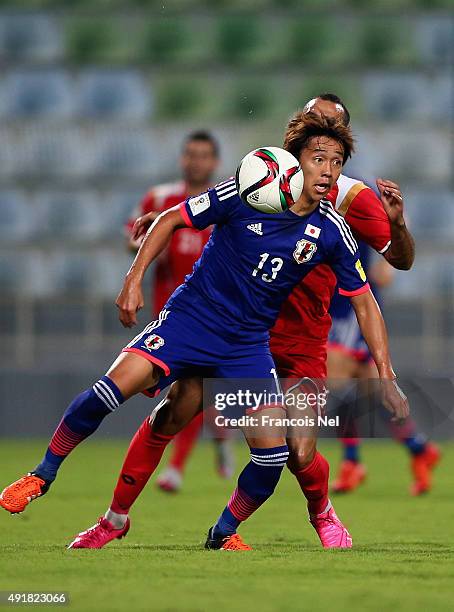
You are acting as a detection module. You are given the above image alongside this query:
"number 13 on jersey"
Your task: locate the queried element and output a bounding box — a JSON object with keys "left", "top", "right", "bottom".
{"left": 252, "top": 252, "right": 284, "bottom": 283}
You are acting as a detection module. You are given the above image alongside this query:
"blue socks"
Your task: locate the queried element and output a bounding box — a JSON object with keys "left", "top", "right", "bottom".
{"left": 213, "top": 445, "right": 289, "bottom": 538}
{"left": 34, "top": 376, "right": 124, "bottom": 482}
{"left": 344, "top": 442, "right": 360, "bottom": 463}
{"left": 403, "top": 434, "right": 427, "bottom": 456}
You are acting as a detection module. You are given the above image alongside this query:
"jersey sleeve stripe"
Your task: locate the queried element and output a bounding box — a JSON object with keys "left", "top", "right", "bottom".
{"left": 215, "top": 179, "right": 236, "bottom": 194}
{"left": 216, "top": 177, "right": 235, "bottom": 188}
{"left": 217, "top": 183, "right": 236, "bottom": 195}
{"left": 337, "top": 182, "right": 367, "bottom": 216}
{"left": 218, "top": 187, "right": 238, "bottom": 201}
{"left": 378, "top": 240, "right": 392, "bottom": 254}
{"left": 179, "top": 201, "right": 195, "bottom": 228}
{"left": 338, "top": 283, "right": 370, "bottom": 297}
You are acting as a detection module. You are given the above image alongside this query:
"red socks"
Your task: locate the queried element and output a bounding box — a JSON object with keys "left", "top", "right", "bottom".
{"left": 110, "top": 417, "right": 173, "bottom": 514}
{"left": 292, "top": 451, "right": 330, "bottom": 515}
{"left": 168, "top": 412, "right": 203, "bottom": 472}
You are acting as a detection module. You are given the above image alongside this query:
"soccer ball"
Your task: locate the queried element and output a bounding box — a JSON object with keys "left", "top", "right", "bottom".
{"left": 235, "top": 146, "right": 304, "bottom": 214}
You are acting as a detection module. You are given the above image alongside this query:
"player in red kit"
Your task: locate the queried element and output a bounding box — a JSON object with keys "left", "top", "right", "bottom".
{"left": 263, "top": 95, "right": 413, "bottom": 547}
{"left": 125, "top": 131, "right": 234, "bottom": 491}
{"left": 125, "top": 131, "right": 218, "bottom": 315}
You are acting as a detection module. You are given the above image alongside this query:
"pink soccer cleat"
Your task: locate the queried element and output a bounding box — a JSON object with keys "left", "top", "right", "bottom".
{"left": 67, "top": 517, "right": 130, "bottom": 549}
{"left": 310, "top": 506, "right": 352, "bottom": 548}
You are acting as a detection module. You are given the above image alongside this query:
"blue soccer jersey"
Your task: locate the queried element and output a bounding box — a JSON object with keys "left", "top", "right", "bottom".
{"left": 124, "top": 177, "right": 370, "bottom": 393}
{"left": 174, "top": 177, "right": 370, "bottom": 337}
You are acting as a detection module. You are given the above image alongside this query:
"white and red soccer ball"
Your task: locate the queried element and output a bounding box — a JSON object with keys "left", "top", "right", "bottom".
{"left": 236, "top": 146, "right": 304, "bottom": 214}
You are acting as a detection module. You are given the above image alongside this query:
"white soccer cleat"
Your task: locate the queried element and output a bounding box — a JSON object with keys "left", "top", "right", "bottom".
{"left": 156, "top": 466, "right": 183, "bottom": 493}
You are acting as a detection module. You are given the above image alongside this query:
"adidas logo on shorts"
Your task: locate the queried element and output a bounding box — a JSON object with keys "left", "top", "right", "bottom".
{"left": 247, "top": 223, "right": 263, "bottom": 236}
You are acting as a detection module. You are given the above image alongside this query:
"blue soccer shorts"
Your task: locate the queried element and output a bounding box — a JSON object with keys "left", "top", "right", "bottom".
{"left": 328, "top": 310, "right": 371, "bottom": 363}
{"left": 122, "top": 306, "right": 282, "bottom": 398}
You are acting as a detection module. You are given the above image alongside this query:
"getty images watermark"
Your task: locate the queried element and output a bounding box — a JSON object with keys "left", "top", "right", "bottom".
{"left": 212, "top": 385, "right": 336, "bottom": 429}
{"left": 201, "top": 377, "right": 454, "bottom": 439}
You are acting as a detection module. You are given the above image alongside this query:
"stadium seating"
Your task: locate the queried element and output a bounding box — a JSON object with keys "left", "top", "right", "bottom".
{"left": 0, "top": 190, "right": 33, "bottom": 241}
{"left": 0, "top": 70, "right": 74, "bottom": 119}
{"left": 33, "top": 191, "right": 103, "bottom": 240}
{"left": 92, "top": 129, "right": 156, "bottom": 177}
{"left": 77, "top": 70, "right": 151, "bottom": 119}
{"left": 0, "top": 14, "right": 61, "bottom": 62}
{"left": 0, "top": 8, "right": 452, "bottom": 366}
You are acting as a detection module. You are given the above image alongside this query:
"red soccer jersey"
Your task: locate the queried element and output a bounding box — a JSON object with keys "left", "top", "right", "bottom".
{"left": 125, "top": 181, "right": 212, "bottom": 316}
{"left": 269, "top": 174, "right": 392, "bottom": 370}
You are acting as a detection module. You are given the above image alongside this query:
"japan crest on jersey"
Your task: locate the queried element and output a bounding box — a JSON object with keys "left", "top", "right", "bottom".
{"left": 293, "top": 239, "right": 317, "bottom": 264}
{"left": 144, "top": 334, "right": 165, "bottom": 351}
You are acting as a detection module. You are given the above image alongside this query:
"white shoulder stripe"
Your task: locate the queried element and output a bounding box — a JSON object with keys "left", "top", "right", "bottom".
{"left": 327, "top": 213, "right": 358, "bottom": 255}
{"left": 320, "top": 202, "right": 358, "bottom": 248}
{"left": 320, "top": 205, "right": 357, "bottom": 255}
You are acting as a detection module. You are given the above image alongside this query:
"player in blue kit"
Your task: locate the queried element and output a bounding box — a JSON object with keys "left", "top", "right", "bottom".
{"left": 0, "top": 113, "right": 408, "bottom": 551}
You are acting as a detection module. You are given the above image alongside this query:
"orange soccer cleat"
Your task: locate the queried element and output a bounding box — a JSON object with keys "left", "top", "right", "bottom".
{"left": 331, "top": 460, "right": 367, "bottom": 494}
{"left": 205, "top": 528, "right": 252, "bottom": 551}
{"left": 411, "top": 443, "right": 441, "bottom": 496}
{"left": 0, "top": 473, "right": 50, "bottom": 514}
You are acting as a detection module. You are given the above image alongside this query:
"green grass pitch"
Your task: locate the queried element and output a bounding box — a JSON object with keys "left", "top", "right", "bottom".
{"left": 0, "top": 440, "right": 453, "bottom": 611}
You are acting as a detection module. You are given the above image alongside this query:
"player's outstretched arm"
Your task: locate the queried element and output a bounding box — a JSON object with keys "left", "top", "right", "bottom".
{"left": 377, "top": 178, "right": 415, "bottom": 271}
{"left": 350, "top": 290, "right": 409, "bottom": 421}
{"left": 116, "top": 206, "right": 189, "bottom": 328}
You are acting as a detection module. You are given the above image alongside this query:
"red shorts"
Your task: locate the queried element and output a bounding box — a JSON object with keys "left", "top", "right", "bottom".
{"left": 270, "top": 336, "right": 328, "bottom": 419}
{"left": 270, "top": 335, "right": 327, "bottom": 380}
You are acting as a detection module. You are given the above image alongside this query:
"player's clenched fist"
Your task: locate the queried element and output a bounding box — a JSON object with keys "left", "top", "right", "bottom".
{"left": 116, "top": 278, "right": 144, "bottom": 328}
{"left": 380, "top": 378, "right": 409, "bottom": 422}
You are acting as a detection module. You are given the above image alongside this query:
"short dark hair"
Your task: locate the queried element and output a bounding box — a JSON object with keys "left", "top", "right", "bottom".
{"left": 283, "top": 111, "right": 355, "bottom": 164}
{"left": 183, "top": 130, "right": 220, "bottom": 157}
{"left": 317, "top": 93, "right": 351, "bottom": 126}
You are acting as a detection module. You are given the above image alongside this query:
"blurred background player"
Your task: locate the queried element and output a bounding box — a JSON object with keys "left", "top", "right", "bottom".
{"left": 328, "top": 243, "right": 441, "bottom": 495}
{"left": 125, "top": 130, "right": 234, "bottom": 492}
